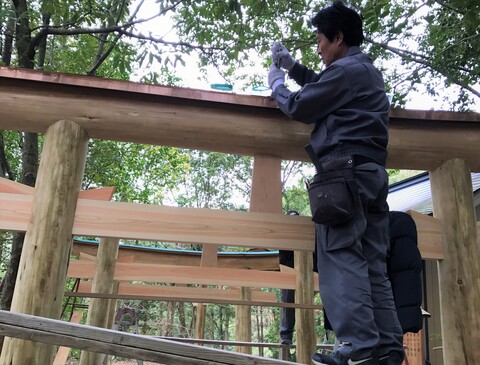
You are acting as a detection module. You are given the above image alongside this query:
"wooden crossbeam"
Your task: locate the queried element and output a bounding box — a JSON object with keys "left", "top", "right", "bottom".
{"left": 1, "top": 67, "right": 479, "bottom": 172}
{"left": 408, "top": 210, "right": 444, "bottom": 259}
{"left": 1, "top": 191, "right": 444, "bottom": 258}
{"left": 0, "top": 177, "right": 115, "bottom": 200}
{"left": 0, "top": 192, "right": 315, "bottom": 251}
{"left": 0, "top": 310, "right": 296, "bottom": 365}
{"left": 68, "top": 261, "right": 298, "bottom": 290}
{"left": 75, "top": 281, "right": 277, "bottom": 302}
{"left": 53, "top": 311, "right": 84, "bottom": 365}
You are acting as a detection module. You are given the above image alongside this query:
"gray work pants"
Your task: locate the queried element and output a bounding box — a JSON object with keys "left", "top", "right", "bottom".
{"left": 280, "top": 288, "right": 295, "bottom": 341}
{"left": 316, "top": 162, "right": 403, "bottom": 360}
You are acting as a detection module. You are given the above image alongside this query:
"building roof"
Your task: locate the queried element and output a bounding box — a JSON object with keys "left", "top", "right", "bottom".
{"left": 387, "top": 172, "right": 480, "bottom": 214}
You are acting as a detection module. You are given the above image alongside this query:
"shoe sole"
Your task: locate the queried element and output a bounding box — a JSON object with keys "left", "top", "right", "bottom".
{"left": 312, "top": 359, "right": 332, "bottom": 365}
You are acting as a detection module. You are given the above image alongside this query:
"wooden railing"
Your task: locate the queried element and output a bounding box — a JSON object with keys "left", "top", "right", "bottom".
{"left": 0, "top": 310, "right": 297, "bottom": 365}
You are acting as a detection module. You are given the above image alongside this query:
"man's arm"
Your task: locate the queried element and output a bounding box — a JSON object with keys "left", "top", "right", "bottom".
{"left": 273, "top": 65, "right": 354, "bottom": 124}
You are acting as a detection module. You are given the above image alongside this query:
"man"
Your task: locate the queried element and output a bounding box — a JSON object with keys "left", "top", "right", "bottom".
{"left": 268, "top": 2, "right": 404, "bottom": 365}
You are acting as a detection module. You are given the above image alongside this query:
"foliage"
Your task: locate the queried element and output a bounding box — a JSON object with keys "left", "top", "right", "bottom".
{"left": 171, "top": 150, "right": 252, "bottom": 211}
{"left": 174, "top": 0, "right": 479, "bottom": 110}
{"left": 83, "top": 140, "right": 189, "bottom": 204}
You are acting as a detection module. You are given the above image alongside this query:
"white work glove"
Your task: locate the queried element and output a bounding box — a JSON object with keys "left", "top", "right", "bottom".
{"left": 270, "top": 41, "right": 296, "bottom": 70}
{"left": 268, "top": 64, "right": 286, "bottom": 92}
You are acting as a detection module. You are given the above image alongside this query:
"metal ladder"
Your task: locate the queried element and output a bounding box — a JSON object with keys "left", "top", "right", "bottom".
{"left": 103, "top": 307, "right": 143, "bottom": 365}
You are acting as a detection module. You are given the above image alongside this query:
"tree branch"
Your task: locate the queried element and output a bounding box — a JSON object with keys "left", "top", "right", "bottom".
{"left": 366, "top": 37, "right": 479, "bottom": 98}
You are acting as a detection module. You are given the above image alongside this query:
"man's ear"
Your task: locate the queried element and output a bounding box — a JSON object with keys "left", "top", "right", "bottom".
{"left": 336, "top": 32, "right": 344, "bottom": 45}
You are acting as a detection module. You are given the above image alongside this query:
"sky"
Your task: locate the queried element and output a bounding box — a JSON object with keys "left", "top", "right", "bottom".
{"left": 132, "top": 1, "right": 478, "bottom": 112}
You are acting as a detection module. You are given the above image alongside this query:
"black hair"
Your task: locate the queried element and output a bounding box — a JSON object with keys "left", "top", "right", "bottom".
{"left": 311, "top": 0, "right": 364, "bottom": 46}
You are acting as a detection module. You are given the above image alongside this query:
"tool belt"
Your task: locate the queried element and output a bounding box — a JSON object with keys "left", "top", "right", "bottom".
{"left": 305, "top": 145, "right": 359, "bottom": 226}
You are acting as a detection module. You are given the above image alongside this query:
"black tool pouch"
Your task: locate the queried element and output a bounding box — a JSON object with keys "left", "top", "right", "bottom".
{"left": 305, "top": 147, "right": 359, "bottom": 226}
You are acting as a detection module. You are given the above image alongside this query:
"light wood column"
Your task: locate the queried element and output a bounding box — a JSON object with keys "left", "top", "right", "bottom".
{"left": 79, "top": 237, "right": 120, "bottom": 365}
{"left": 295, "top": 251, "right": 316, "bottom": 364}
{"left": 234, "top": 155, "right": 282, "bottom": 353}
{"left": 430, "top": 158, "right": 480, "bottom": 365}
{"left": 0, "top": 120, "right": 88, "bottom": 365}
{"left": 195, "top": 243, "right": 219, "bottom": 340}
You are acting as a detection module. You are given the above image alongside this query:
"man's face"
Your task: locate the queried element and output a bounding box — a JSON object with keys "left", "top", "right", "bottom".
{"left": 316, "top": 32, "right": 342, "bottom": 67}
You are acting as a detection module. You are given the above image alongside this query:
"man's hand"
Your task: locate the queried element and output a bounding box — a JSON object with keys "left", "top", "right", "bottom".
{"left": 268, "top": 64, "right": 285, "bottom": 91}
{"left": 270, "top": 41, "right": 295, "bottom": 70}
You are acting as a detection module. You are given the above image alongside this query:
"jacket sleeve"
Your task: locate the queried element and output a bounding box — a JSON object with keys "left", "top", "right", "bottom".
{"left": 273, "top": 64, "right": 354, "bottom": 125}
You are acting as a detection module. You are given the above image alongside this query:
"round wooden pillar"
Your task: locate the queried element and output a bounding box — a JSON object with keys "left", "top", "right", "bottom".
{"left": 0, "top": 120, "right": 88, "bottom": 364}
{"left": 430, "top": 158, "right": 480, "bottom": 365}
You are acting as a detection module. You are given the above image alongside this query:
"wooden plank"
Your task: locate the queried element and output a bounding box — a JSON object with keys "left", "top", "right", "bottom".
{"left": 78, "top": 187, "right": 115, "bottom": 201}
{"left": 76, "top": 281, "right": 277, "bottom": 302}
{"left": 73, "top": 240, "right": 280, "bottom": 270}
{"left": 0, "top": 193, "right": 315, "bottom": 251}
{"left": 78, "top": 252, "right": 134, "bottom": 263}
{"left": 0, "top": 310, "right": 297, "bottom": 365}
{"left": 68, "top": 261, "right": 297, "bottom": 290}
{"left": 0, "top": 177, "right": 114, "bottom": 200}
{"left": 279, "top": 264, "right": 319, "bottom": 290}
{"left": 408, "top": 210, "right": 444, "bottom": 260}
{"left": 65, "top": 291, "right": 321, "bottom": 309}
{"left": 0, "top": 193, "right": 445, "bottom": 259}
{"left": 53, "top": 311, "right": 84, "bottom": 365}
{"left": 1, "top": 67, "right": 479, "bottom": 171}
{"left": 0, "top": 177, "right": 34, "bottom": 194}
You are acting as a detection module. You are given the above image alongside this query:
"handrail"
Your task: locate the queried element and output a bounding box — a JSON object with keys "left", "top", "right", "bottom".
{"left": 0, "top": 310, "right": 296, "bottom": 365}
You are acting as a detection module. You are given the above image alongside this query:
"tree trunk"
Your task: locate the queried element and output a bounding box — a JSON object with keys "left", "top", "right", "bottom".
{"left": 1, "top": 4, "right": 15, "bottom": 66}
{"left": 166, "top": 301, "right": 175, "bottom": 337}
{"left": 0, "top": 132, "right": 38, "bottom": 352}
{"left": 13, "top": 0, "right": 34, "bottom": 69}
{"left": 178, "top": 301, "right": 187, "bottom": 337}
{"left": 158, "top": 301, "right": 165, "bottom": 336}
{"left": 36, "top": 13, "right": 51, "bottom": 69}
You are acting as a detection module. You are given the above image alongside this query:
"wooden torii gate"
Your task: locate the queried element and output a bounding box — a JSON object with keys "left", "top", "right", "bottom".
{"left": 0, "top": 67, "right": 479, "bottom": 365}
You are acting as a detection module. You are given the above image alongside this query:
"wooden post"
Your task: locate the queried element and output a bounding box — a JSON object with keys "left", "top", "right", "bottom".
{"left": 195, "top": 244, "right": 219, "bottom": 340}
{"left": 295, "top": 251, "right": 316, "bottom": 364}
{"left": 430, "top": 158, "right": 480, "bottom": 365}
{"left": 0, "top": 120, "right": 88, "bottom": 365}
{"left": 234, "top": 155, "right": 282, "bottom": 353}
{"left": 79, "top": 237, "right": 120, "bottom": 365}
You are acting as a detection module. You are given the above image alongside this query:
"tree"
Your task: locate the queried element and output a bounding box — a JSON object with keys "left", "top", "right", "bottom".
{"left": 173, "top": 0, "right": 479, "bottom": 110}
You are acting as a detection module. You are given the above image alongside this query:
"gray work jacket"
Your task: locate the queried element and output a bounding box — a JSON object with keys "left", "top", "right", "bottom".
{"left": 273, "top": 47, "right": 389, "bottom": 166}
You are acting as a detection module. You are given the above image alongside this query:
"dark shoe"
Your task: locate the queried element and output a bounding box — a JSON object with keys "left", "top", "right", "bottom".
{"left": 312, "top": 351, "right": 379, "bottom": 365}
{"left": 312, "top": 351, "right": 349, "bottom": 365}
{"left": 280, "top": 338, "right": 292, "bottom": 345}
{"left": 378, "top": 351, "right": 405, "bottom": 365}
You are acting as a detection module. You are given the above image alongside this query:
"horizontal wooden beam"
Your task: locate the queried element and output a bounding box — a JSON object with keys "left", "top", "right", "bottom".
{"left": 0, "top": 192, "right": 315, "bottom": 251}
{"left": 408, "top": 210, "right": 444, "bottom": 260}
{"left": 73, "top": 241, "right": 280, "bottom": 270}
{"left": 0, "top": 193, "right": 443, "bottom": 260}
{"left": 0, "top": 192, "right": 443, "bottom": 259}
{"left": 68, "top": 261, "right": 299, "bottom": 290}
{"left": 0, "top": 177, "right": 114, "bottom": 200}
{"left": 0, "top": 310, "right": 296, "bottom": 365}
{"left": 0, "top": 67, "right": 479, "bottom": 171}
{"left": 64, "top": 291, "right": 321, "bottom": 309}
{"left": 76, "top": 281, "right": 277, "bottom": 302}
